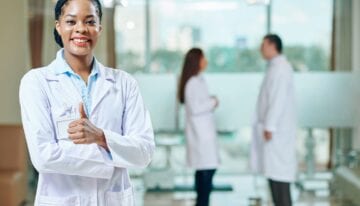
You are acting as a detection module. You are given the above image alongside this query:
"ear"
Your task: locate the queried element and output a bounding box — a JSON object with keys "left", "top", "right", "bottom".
{"left": 98, "top": 24, "right": 103, "bottom": 34}
{"left": 55, "top": 20, "right": 61, "bottom": 36}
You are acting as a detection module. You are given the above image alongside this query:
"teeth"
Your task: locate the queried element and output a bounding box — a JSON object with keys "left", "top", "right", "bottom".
{"left": 73, "top": 39, "right": 88, "bottom": 43}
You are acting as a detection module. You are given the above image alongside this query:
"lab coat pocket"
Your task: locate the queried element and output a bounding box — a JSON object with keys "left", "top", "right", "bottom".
{"left": 105, "top": 187, "right": 134, "bottom": 206}
{"left": 37, "top": 195, "right": 80, "bottom": 206}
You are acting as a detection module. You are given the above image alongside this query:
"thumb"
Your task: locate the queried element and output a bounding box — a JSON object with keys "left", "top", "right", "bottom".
{"left": 79, "top": 102, "right": 88, "bottom": 119}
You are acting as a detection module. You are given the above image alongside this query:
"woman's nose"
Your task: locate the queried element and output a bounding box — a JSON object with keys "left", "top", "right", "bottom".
{"left": 75, "top": 22, "right": 87, "bottom": 33}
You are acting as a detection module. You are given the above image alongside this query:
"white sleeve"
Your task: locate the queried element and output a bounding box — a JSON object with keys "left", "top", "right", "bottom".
{"left": 264, "top": 68, "right": 291, "bottom": 132}
{"left": 19, "top": 71, "right": 114, "bottom": 179}
{"left": 103, "top": 80, "right": 155, "bottom": 169}
{"left": 185, "top": 79, "right": 216, "bottom": 116}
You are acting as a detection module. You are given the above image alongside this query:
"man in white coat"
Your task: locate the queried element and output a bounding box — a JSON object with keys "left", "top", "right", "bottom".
{"left": 251, "top": 34, "right": 297, "bottom": 206}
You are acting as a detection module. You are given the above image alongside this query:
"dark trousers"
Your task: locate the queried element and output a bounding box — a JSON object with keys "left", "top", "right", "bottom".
{"left": 268, "top": 179, "right": 292, "bottom": 206}
{"left": 194, "top": 169, "right": 216, "bottom": 206}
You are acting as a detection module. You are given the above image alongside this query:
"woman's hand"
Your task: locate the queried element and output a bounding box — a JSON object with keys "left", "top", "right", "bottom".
{"left": 67, "top": 103, "right": 109, "bottom": 151}
{"left": 212, "top": 96, "right": 219, "bottom": 108}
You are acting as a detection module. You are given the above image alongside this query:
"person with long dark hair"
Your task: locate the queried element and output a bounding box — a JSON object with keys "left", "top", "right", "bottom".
{"left": 178, "top": 48, "right": 220, "bottom": 206}
{"left": 19, "top": 0, "right": 154, "bottom": 205}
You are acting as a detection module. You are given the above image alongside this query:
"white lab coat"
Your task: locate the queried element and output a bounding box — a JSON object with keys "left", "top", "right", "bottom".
{"left": 19, "top": 50, "right": 155, "bottom": 206}
{"left": 250, "top": 55, "right": 297, "bottom": 182}
{"left": 184, "top": 75, "right": 220, "bottom": 170}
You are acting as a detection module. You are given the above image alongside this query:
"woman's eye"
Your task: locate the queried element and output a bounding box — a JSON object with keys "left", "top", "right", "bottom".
{"left": 86, "top": 20, "right": 96, "bottom": 25}
{"left": 66, "top": 20, "right": 76, "bottom": 25}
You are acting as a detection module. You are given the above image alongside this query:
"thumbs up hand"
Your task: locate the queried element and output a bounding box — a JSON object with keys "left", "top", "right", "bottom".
{"left": 67, "top": 102, "right": 109, "bottom": 151}
{"left": 79, "top": 102, "right": 88, "bottom": 119}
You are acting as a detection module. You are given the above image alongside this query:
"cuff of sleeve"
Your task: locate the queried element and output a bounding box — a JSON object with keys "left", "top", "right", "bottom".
{"left": 103, "top": 129, "right": 124, "bottom": 167}
{"left": 103, "top": 129, "right": 116, "bottom": 152}
{"left": 103, "top": 129, "right": 152, "bottom": 169}
{"left": 98, "top": 145, "right": 113, "bottom": 162}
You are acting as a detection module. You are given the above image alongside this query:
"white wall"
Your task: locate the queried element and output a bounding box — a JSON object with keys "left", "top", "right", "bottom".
{"left": 0, "top": 1, "right": 29, "bottom": 124}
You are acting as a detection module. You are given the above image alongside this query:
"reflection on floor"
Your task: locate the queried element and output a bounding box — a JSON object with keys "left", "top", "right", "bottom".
{"left": 27, "top": 173, "right": 355, "bottom": 206}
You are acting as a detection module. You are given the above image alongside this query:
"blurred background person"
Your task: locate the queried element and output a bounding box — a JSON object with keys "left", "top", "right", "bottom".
{"left": 250, "top": 34, "right": 297, "bottom": 206}
{"left": 178, "top": 48, "right": 220, "bottom": 206}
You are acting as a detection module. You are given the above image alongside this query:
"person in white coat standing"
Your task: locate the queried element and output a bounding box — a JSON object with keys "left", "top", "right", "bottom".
{"left": 19, "top": 0, "right": 155, "bottom": 205}
{"left": 178, "top": 48, "right": 220, "bottom": 206}
{"left": 251, "top": 34, "right": 297, "bottom": 206}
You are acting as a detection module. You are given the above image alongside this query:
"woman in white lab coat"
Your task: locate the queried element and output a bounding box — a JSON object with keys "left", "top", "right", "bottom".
{"left": 251, "top": 34, "right": 297, "bottom": 206}
{"left": 19, "top": 0, "right": 155, "bottom": 205}
{"left": 178, "top": 48, "right": 220, "bottom": 206}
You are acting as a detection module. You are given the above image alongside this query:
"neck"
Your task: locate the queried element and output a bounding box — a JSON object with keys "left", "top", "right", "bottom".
{"left": 63, "top": 51, "right": 93, "bottom": 82}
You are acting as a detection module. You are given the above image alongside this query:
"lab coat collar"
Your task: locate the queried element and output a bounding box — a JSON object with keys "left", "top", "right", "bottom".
{"left": 45, "top": 49, "right": 100, "bottom": 80}
{"left": 53, "top": 49, "right": 75, "bottom": 75}
{"left": 268, "top": 54, "right": 286, "bottom": 66}
{"left": 98, "top": 62, "right": 115, "bottom": 82}
{"left": 44, "top": 49, "right": 117, "bottom": 116}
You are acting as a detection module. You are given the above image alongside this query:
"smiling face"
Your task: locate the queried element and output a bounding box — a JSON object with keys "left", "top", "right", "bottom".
{"left": 55, "top": 0, "right": 102, "bottom": 57}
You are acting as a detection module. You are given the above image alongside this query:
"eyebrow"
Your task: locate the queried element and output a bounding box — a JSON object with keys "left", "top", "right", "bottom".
{"left": 65, "top": 14, "right": 96, "bottom": 18}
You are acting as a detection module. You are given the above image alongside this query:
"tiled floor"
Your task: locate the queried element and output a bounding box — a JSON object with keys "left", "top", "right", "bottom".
{"left": 26, "top": 173, "right": 355, "bottom": 206}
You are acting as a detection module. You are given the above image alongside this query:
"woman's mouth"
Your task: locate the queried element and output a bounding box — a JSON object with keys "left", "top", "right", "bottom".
{"left": 71, "top": 38, "right": 90, "bottom": 47}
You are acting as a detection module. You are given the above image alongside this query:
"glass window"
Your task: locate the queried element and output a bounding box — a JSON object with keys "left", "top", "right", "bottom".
{"left": 149, "top": 0, "right": 266, "bottom": 73}
{"left": 115, "top": 0, "right": 333, "bottom": 73}
{"left": 272, "top": 0, "right": 333, "bottom": 71}
{"left": 115, "top": 0, "right": 267, "bottom": 74}
{"left": 115, "top": 1, "right": 145, "bottom": 73}
{"left": 114, "top": 0, "right": 333, "bottom": 174}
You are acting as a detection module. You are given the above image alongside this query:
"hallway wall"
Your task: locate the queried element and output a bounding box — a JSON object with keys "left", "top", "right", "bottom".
{"left": 0, "top": 1, "right": 29, "bottom": 124}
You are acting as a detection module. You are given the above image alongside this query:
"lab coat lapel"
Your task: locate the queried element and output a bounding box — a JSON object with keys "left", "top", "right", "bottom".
{"left": 57, "top": 74, "right": 82, "bottom": 103}
{"left": 91, "top": 64, "right": 115, "bottom": 116}
{"left": 45, "top": 64, "right": 82, "bottom": 104}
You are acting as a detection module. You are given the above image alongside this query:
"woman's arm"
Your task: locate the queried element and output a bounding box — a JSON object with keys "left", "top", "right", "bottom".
{"left": 102, "top": 78, "right": 155, "bottom": 169}
{"left": 185, "top": 78, "right": 217, "bottom": 116}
